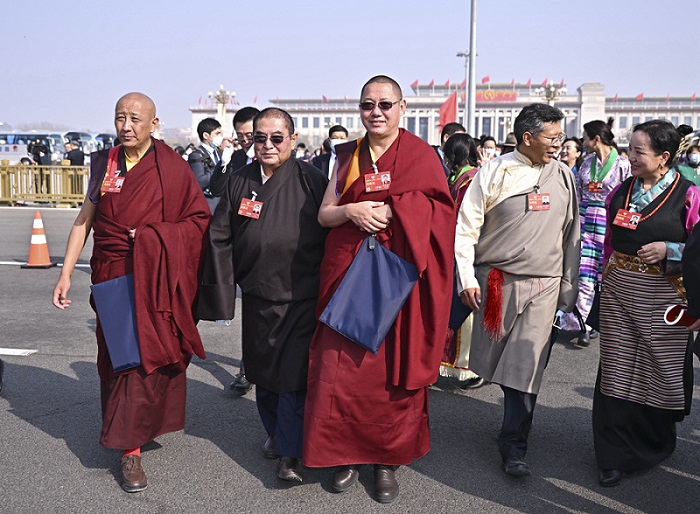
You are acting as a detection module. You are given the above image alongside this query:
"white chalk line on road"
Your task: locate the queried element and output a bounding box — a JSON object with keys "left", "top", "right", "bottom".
{"left": 0, "top": 261, "right": 89, "bottom": 268}
{"left": 0, "top": 348, "right": 38, "bottom": 356}
{"left": 541, "top": 477, "right": 648, "bottom": 514}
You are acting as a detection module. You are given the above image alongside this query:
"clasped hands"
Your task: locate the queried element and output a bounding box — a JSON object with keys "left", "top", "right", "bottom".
{"left": 348, "top": 201, "right": 392, "bottom": 233}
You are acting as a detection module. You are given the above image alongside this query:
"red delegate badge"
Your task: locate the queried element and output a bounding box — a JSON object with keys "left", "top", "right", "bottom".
{"left": 238, "top": 198, "right": 263, "bottom": 219}
{"left": 612, "top": 209, "right": 640, "bottom": 230}
{"left": 588, "top": 181, "right": 604, "bottom": 193}
{"left": 527, "top": 192, "right": 551, "bottom": 211}
{"left": 365, "top": 171, "right": 391, "bottom": 193}
{"left": 101, "top": 174, "right": 125, "bottom": 194}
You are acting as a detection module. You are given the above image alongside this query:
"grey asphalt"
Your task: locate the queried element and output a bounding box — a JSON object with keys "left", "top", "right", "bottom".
{"left": 0, "top": 206, "right": 698, "bottom": 513}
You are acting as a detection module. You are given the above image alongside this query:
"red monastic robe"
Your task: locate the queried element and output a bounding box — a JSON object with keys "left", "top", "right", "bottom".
{"left": 89, "top": 139, "right": 210, "bottom": 449}
{"left": 303, "top": 129, "right": 455, "bottom": 466}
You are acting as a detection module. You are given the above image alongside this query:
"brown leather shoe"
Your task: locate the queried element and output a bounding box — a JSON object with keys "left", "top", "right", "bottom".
{"left": 374, "top": 465, "right": 399, "bottom": 503}
{"left": 332, "top": 465, "right": 359, "bottom": 492}
{"left": 262, "top": 436, "right": 276, "bottom": 459}
{"left": 121, "top": 455, "right": 147, "bottom": 492}
{"left": 277, "top": 456, "right": 303, "bottom": 483}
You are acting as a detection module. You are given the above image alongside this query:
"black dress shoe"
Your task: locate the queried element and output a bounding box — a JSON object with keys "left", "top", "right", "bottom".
{"left": 333, "top": 465, "right": 359, "bottom": 492}
{"left": 374, "top": 465, "right": 399, "bottom": 503}
{"left": 599, "top": 468, "right": 622, "bottom": 487}
{"left": 461, "top": 376, "right": 486, "bottom": 389}
{"left": 277, "top": 456, "right": 303, "bottom": 483}
{"left": 229, "top": 373, "right": 252, "bottom": 395}
{"left": 576, "top": 331, "right": 591, "bottom": 347}
{"left": 262, "top": 436, "right": 276, "bottom": 459}
{"left": 502, "top": 457, "right": 531, "bottom": 477}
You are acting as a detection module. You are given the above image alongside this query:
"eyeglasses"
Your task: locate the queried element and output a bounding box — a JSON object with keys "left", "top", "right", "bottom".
{"left": 359, "top": 101, "right": 398, "bottom": 112}
{"left": 253, "top": 134, "right": 289, "bottom": 145}
{"left": 236, "top": 131, "right": 253, "bottom": 141}
{"left": 540, "top": 133, "right": 566, "bottom": 145}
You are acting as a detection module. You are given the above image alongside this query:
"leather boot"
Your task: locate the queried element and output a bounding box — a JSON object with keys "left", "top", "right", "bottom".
{"left": 121, "top": 455, "right": 147, "bottom": 493}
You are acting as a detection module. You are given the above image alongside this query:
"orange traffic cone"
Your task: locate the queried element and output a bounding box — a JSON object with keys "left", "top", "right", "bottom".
{"left": 22, "top": 211, "right": 56, "bottom": 269}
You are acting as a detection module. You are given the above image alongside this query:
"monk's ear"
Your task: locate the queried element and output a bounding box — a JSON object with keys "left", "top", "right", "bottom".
{"left": 399, "top": 99, "right": 407, "bottom": 115}
{"left": 150, "top": 117, "right": 160, "bottom": 135}
{"left": 290, "top": 132, "right": 298, "bottom": 145}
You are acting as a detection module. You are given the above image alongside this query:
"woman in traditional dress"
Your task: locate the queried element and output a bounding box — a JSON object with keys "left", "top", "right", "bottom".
{"left": 560, "top": 119, "right": 630, "bottom": 346}
{"left": 438, "top": 133, "right": 484, "bottom": 388}
{"left": 593, "top": 120, "right": 700, "bottom": 487}
{"left": 559, "top": 137, "right": 583, "bottom": 176}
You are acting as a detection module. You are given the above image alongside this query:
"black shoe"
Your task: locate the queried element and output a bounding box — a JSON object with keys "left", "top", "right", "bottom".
{"left": 599, "top": 468, "right": 622, "bottom": 487}
{"left": 333, "top": 465, "right": 359, "bottom": 492}
{"left": 277, "top": 456, "right": 303, "bottom": 483}
{"left": 502, "top": 457, "right": 531, "bottom": 477}
{"left": 589, "top": 329, "right": 600, "bottom": 339}
{"left": 373, "top": 465, "right": 399, "bottom": 503}
{"left": 461, "top": 377, "right": 486, "bottom": 389}
{"left": 229, "top": 373, "right": 252, "bottom": 395}
{"left": 576, "top": 331, "right": 591, "bottom": 347}
{"left": 0, "top": 358, "right": 4, "bottom": 395}
{"left": 262, "top": 436, "right": 276, "bottom": 459}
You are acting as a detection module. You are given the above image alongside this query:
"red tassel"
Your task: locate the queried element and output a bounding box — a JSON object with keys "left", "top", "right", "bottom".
{"left": 483, "top": 268, "right": 504, "bottom": 341}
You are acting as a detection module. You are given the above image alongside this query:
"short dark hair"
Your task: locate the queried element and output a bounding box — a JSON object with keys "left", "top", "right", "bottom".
{"left": 686, "top": 144, "right": 700, "bottom": 157}
{"left": 633, "top": 119, "right": 681, "bottom": 165}
{"left": 480, "top": 135, "right": 496, "bottom": 146}
{"left": 360, "top": 75, "right": 403, "bottom": 100}
{"left": 677, "top": 124, "right": 694, "bottom": 138}
{"left": 233, "top": 106, "right": 260, "bottom": 127}
{"left": 441, "top": 122, "right": 466, "bottom": 143}
{"left": 196, "top": 117, "right": 221, "bottom": 142}
{"left": 513, "top": 103, "right": 564, "bottom": 145}
{"left": 329, "top": 125, "right": 348, "bottom": 138}
{"left": 443, "top": 132, "right": 478, "bottom": 172}
{"left": 253, "top": 107, "right": 295, "bottom": 135}
{"left": 583, "top": 117, "right": 615, "bottom": 147}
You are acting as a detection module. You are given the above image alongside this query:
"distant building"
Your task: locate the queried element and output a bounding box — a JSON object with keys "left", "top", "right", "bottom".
{"left": 190, "top": 82, "right": 700, "bottom": 149}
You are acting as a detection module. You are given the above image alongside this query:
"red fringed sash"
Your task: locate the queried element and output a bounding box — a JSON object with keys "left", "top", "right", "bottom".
{"left": 483, "top": 268, "right": 504, "bottom": 341}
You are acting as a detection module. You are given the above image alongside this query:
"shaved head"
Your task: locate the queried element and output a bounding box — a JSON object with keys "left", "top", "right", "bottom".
{"left": 115, "top": 92, "right": 156, "bottom": 118}
{"left": 360, "top": 75, "right": 403, "bottom": 100}
{"left": 114, "top": 92, "right": 159, "bottom": 157}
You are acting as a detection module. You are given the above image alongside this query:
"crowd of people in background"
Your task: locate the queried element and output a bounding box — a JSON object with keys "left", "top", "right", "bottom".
{"left": 40, "top": 78, "right": 700, "bottom": 503}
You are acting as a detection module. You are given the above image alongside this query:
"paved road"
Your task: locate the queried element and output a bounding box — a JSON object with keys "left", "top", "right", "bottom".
{"left": 0, "top": 206, "right": 698, "bottom": 513}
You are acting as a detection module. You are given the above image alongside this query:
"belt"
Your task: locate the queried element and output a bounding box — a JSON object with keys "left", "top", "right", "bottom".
{"left": 606, "top": 251, "right": 685, "bottom": 300}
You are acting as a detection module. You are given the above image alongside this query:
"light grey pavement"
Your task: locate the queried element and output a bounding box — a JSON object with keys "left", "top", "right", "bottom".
{"left": 0, "top": 206, "right": 699, "bottom": 513}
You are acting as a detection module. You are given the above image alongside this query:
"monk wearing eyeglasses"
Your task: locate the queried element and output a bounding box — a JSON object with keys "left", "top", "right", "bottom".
{"left": 197, "top": 107, "right": 328, "bottom": 484}
{"left": 303, "top": 75, "right": 455, "bottom": 503}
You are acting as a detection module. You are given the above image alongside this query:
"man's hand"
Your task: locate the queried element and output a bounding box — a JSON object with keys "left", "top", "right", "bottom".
{"left": 688, "top": 318, "right": 700, "bottom": 332}
{"left": 221, "top": 144, "right": 234, "bottom": 166}
{"left": 347, "top": 201, "right": 389, "bottom": 233}
{"left": 637, "top": 242, "right": 666, "bottom": 264}
{"left": 52, "top": 275, "right": 72, "bottom": 310}
{"left": 461, "top": 287, "right": 481, "bottom": 311}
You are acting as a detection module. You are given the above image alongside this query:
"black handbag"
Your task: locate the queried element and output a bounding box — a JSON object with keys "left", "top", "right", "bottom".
{"left": 319, "top": 234, "right": 419, "bottom": 354}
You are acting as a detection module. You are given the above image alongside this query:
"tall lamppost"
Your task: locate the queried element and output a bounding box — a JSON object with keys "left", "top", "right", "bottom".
{"left": 208, "top": 84, "right": 236, "bottom": 124}
{"left": 534, "top": 81, "right": 566, "bottom": 106}
{"left": 456, "top": 51, "right": 469, "bottom": 126}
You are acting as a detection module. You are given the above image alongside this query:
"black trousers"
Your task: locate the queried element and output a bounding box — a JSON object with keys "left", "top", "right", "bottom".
{"left": 255, "top": 385, "right": 306, "bottom": 459}
{"left": 497, "top": 385, "right": 538, "bottom": 461}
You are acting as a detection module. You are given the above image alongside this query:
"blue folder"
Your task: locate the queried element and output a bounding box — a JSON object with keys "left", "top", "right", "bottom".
{"left": 319, "top": 235, "right": 418, "bottom": 354}
{"left": 90, "top": 274, "right": 141, "bottom": 372}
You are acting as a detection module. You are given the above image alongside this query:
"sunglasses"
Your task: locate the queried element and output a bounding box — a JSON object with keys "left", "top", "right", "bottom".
{"left": 253, "top": 134, "right": 289, "bottom": 145}
{"left": 359, "top": 101, "right": 398, "bottom": 112}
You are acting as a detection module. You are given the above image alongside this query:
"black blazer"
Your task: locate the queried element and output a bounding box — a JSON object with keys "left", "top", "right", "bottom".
{"left": 209, "top": 149, "right": 249, "bottom": 197}
{"left": 311, "top": 152, "right": 332, "bottom": 178}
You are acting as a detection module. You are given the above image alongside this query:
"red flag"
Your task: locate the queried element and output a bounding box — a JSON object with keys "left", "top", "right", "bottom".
{"left": 444, "top": 79, "right": 450, "bottom": 89}
{"left": 410, "top": 79, "right": 419, "bottom": 89}
{"left": 635, "top": 93, "right": 644, "bottom": 100}
{"left": 510, "top": 78, "right": 515, "bottom": 89}
{"left": 559, "top": 78, "right": 565, "bottom": 88}
{"left": 253, "top": 96, "right": 258, "bottom": 104}
{"left": 198, "top": 96, "right": 202, "bottom": 106}
{"left": 666, "top": 94, "right": 671, "bottom": 102}
{"left": 461, "top": 90, "right": 466, "bottom": 102}
{"left": 275, "top": 96, "right": 279, "bottom": 103}
{"left": 526, "top": 78, "right": 532, "bottom": 88}
{"left": 692, "top": 93, "right": 697, "bottom": 101}
{"left": 460, "top": 79, "right": 466, "bottom": 89}
{"left": 322, "top": 95, "right": 328, "bottom": 102}
{"left": 612, "top": 94, "right": 618, "bottom": 102}
{"left": 481, "top": 75, "right": 490, "bottom": 84}
{"left": 428, "top": 79, "right": 435, "bottom": 88}
{"left": 541, "top": 78, "right": 548, "bottom": 87}
{"left": 439, "top": 90, "right": 458, "bottom": 130}
{"left": 344, "top": 95, "right": 348, "bottom": 104}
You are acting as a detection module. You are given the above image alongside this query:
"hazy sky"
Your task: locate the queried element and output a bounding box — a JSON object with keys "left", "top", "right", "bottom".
{"left": 1, "top": 0, "right": 698, "bottom": 132}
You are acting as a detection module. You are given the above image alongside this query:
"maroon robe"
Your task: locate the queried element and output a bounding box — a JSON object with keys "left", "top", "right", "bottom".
{"left": 89, "top": 139, "right": 210, "bottom": 449}
{"left": 303, "top": 129, "right": 455, "bottom": 466}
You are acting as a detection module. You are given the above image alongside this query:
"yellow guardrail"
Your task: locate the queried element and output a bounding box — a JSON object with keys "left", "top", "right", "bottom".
{"left": 0, "top": 161, "right": 89, "bottom": 206}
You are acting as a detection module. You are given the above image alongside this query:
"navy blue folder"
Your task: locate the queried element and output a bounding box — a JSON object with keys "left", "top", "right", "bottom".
{"left": 90, "top": 274, "right": 141, "bottom": 372}
{"left": 319, "top": 235, "right": 418, "bottom": 354}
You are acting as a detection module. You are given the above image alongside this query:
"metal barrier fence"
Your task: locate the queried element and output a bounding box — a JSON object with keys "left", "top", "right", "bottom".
{"left": 0, "top": 163, "right": 89, "bottom": 206}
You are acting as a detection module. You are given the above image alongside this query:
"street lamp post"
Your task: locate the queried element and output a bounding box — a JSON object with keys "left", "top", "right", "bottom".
{"left": 457, "top": 51, "right": 469, "bottom": 127}
{"left": 534, "top": 81, "right": 566, "bottom": 106}
{"left": 208, "top": 84, "right": 236, "bottom": 124}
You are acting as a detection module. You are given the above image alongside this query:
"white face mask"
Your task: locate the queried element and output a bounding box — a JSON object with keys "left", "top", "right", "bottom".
{"left": 689, "top": 153, "right": 700, "bottom": 165}
{"left": 296, "top": 150, "right": 305, "bottom": 158}
{"left": 329, "top": 139, "right": 346, "bottom": 151}
{"left": 484, "top": 148, "right": 496, "bottom": 157}
{"left": 210, "top": 135, "right": 224, "bottom": 148}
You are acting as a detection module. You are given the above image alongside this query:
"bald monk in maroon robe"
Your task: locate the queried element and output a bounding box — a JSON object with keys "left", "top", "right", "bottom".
{"left": 53, "top": 93, "right": 210, "bottom": 493}
{"left": 303, "top": 75, "right": 455, "bottom": 503}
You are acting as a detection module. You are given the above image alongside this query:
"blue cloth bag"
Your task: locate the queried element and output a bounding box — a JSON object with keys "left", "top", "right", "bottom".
{"left": 319, "top": 235, "right": 419, "bottom": 354}
{"left": 90, "top": 274, "right": 141, "bottom": 372}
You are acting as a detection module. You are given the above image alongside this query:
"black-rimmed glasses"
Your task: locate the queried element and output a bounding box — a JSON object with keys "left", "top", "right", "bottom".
{"left": 359, "top": 101, "right": 398, "bottom": 112}
{"left": 253, "top": 134, "right": 289, "bottom": 145}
